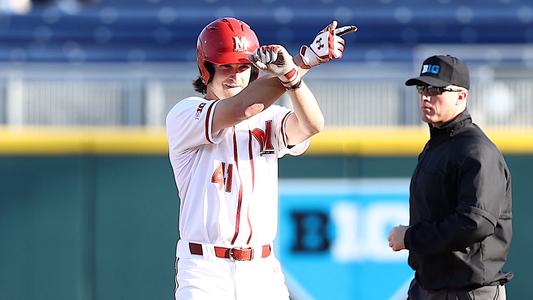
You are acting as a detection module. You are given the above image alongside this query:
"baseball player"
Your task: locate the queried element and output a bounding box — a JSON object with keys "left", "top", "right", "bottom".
{"left": 166, "top": 17, "right": 356, "bottom": 300}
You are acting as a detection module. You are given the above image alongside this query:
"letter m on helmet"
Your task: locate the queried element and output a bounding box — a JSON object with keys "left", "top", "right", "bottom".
{"left": 196, "top": 17, "right": 260, "bottom": 84}
{"left": 233, "top": 36, "right": 248, "bottom": 52}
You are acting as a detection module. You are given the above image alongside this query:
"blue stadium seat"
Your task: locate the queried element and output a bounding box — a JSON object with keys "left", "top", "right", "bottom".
{"left": 0, "top": 0, "right": 531, "bottom": 62}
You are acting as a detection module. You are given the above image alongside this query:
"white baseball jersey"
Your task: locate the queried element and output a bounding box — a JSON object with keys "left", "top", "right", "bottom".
{"left": 166, "top": 96, "right": 310, "bottom": 248}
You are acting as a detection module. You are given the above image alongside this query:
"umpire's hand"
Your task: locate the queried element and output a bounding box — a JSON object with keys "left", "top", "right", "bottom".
{"left": 388, "top": 225, "right": 409, "bottom": 251}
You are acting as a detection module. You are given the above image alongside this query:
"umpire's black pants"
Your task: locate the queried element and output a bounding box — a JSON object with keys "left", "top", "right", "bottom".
{"left": 407, "top": 279, "right": 506, "bottom": 300}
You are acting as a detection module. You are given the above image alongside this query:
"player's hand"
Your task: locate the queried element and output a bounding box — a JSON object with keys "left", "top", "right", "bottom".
{"left": 251, "top": 45, "right": 301, "bottom": 89}
{"left": 298, "top": 21, "right": 358, "bottom": 69}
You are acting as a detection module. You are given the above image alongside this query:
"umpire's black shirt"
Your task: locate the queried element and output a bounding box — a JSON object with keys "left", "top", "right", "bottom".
{"left": 404, "top": 110, "right": 513, "bottom": 291}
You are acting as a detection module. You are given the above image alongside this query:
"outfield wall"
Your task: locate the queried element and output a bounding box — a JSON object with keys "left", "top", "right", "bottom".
{"left": 0, "top": 128, "right": 531, "bottom": 300}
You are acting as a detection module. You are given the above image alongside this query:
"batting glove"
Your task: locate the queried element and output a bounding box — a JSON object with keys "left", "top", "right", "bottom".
{"left": 299, "top": 21, "right": 358, "bottom": 68}
{"left": 251, "top": 45, "right": 301, "bottom": 90}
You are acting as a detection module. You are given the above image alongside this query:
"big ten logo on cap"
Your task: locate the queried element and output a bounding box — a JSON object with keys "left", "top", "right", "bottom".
{"left": 421, "top": 64, "right": 440, "bottom": 75}
{"left": 233, "top": 36, "right": 248, "bottom": 52}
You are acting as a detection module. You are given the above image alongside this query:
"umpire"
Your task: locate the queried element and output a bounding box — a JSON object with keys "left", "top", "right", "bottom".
{"left": 388, "top": 55, "right": 513, "bottom": 300}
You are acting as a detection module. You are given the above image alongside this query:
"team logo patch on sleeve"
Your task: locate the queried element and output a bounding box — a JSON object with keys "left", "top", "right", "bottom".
{"left": 195, "top": 102, "right": 206, "bottom": 120}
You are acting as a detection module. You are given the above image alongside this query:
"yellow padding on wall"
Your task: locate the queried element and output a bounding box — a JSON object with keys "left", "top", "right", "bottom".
{"left": 307, "top": 127, "right": 429, "bottom": 156}
{"left": 0, "top": 127, "right": 167, "bottom": 155}
{"left": 1, "top": 126, "right": 532, "bottom": 155}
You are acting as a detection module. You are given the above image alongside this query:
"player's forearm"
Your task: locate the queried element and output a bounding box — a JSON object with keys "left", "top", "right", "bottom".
{"left": 212, "top": 76, "right": 285, "bottom": 132}
{"left": 285, "top": 81, "right": 324, "bottom": 144}
{"left": 236, "top": 67, "right": 310, "bottom": 125}
{"left": 242, "top": 74, "right": 285, "bottom": 102}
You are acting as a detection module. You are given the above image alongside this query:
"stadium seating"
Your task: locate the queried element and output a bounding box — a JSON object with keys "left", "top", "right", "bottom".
{"left": 0, "top": 0, "right": 532, "bottom": 63}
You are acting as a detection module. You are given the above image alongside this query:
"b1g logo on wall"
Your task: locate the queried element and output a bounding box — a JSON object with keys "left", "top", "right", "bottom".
{"left": 277, "top": 179, "right": 413, "bottom": 300}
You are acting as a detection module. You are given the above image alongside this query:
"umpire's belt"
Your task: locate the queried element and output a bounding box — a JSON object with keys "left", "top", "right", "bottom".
{"left": 188, "top": 242, "right": 271, "bottom": 261}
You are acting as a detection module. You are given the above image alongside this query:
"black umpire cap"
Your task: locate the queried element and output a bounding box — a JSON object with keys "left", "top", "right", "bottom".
{"left": 405, "top": 55, "right": 470, "bottom": 89}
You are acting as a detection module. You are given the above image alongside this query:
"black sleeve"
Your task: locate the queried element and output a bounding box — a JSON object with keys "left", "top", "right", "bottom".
{"left": 405, "top": 145, "right": 507, "bottom": 254}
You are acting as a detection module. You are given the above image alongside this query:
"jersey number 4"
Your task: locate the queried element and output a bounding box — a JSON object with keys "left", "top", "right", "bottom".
{"left": 211, "top": 162, "right": 233, "bottom": 192}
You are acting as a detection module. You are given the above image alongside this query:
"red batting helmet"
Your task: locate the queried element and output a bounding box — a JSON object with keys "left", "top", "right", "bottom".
{"left": 196, "top": 17, "right": 260, "bottom": 84}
